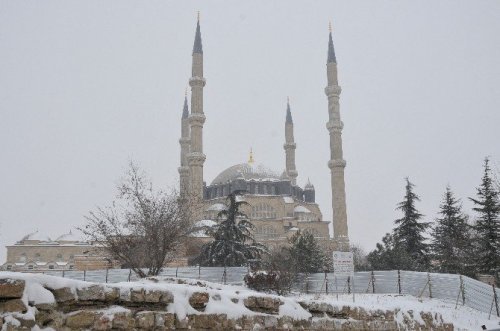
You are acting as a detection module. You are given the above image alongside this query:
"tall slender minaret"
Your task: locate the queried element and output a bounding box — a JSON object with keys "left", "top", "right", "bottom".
{"left": 284, "top": 98, "right": 298, "bottom": 186}
{"left": 325, "top": 24, "right": 349, "bottom": 247}
{"left": 187, "top": 14, "right": 206, "bottom": 207}
{"left": 178, "top": 91, "right": 190, "bottom": 197}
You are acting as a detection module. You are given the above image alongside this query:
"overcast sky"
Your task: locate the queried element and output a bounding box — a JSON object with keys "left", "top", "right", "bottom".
{"left": 1, "top": 1, "right": 500, "bottom": 261}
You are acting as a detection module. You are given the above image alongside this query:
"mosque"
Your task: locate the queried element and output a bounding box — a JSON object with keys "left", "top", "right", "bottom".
{"left": 180, "top": 18, "right": 350, "bottom": 255}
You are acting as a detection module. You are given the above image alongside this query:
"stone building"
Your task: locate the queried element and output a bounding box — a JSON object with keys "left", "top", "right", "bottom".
{"left": 181, "top": 19, "right": 350, "bottom": 257}
{"left": 1, "top": 231, "right": 110, "bottom": 272}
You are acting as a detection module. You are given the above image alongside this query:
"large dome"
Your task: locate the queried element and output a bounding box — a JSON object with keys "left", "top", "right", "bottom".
{"left": 211, "top": 163, "right": 280, "bottom": 185}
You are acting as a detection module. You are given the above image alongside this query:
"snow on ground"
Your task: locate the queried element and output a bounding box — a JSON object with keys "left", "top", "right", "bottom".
{"left": 298, "top": 292, "right": 500, "bottom": 330}
{"left": 2, "top": 271, "right": 500, "bottom": 330}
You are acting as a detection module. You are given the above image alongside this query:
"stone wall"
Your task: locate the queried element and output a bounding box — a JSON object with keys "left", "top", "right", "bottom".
{"left": 0, "top": 274, "right": 455, "bottom": 330}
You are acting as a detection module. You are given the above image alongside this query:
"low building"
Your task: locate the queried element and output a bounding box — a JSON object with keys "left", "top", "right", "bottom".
{"left": 1, "top": 230, "right": 110, "bottom": 272}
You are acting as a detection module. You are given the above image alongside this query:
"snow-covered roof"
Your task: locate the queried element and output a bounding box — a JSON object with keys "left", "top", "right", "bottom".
{"left": 283, "top": 196, "right": 294, "bottom": 204}
{"left": 35, "top": 262, "right": 47, "bottom": 266}
{"left": 289, "top": 227, "right": 299, "bottom": 231}
{"left": 206, "top": 203, "right": 226, "bottom": 212}
{"left": 21, "top": 231, "right": 51, "bottom": 242}
{"left": 55, "top": 231, "right": 82, "bottom": 242}
{"left": 210, "top": 163, "right": 280, "bottom": 185}
{"left": 294, "top": 205, "right": 311, "bottom": 213}
{"left": 56, "top": 262, "right": 68, "bottom": 266}
{"left": 194, "top": 219, "right": 217, "bottom": 228}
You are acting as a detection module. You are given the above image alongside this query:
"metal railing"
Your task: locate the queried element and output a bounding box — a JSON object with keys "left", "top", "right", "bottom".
{"left": 18, "top": 267, "right": 500, "bottom": 317}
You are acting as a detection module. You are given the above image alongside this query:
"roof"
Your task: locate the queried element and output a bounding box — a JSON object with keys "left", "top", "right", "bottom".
{"left": 211, "top": 163, "right": 280, "bottom": 185}
{"left": 55, "top": 231, "right": 82, "bottom": 242}
{"left": 294, "top": 205, "right": 311, "bottom": 213}
{"left": 21, "top": 231, "right": 51, "bottom": 242}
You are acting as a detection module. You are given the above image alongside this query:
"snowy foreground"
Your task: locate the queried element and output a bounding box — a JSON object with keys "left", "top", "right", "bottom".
{"left": 0, "top": 272, "right": 500, "bottom": 330}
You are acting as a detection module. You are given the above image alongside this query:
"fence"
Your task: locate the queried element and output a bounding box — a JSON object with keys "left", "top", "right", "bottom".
{"left": 32, "top": 268, "right": 500, "bottom": 317}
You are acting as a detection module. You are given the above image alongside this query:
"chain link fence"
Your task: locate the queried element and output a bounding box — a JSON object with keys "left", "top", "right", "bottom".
{"left": 30, "top": 267, "right": 500, "bottom": 316}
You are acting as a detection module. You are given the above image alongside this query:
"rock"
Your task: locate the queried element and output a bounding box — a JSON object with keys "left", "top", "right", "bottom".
{"left": 135, "top": 311, "right": 155, "bottom": 329}
{"left": 104, "top": 287, "right": 120, "bottom": 302}
{"left": 130, "top": 288, "right": 145, "bottom": 302}
{"left": 0, "top": 279, "right": 25, "bottom": 298}
{"left": 189, "top": 291, "right": 209, "bottom": 311}
{"left": 0, "top": 317, "right": 2, "bottom": 329}
{"left": 65, "top": 310, "right": 101, "bottom": 329}
{"left": 211, "top": 293, "right": 221, "bottom": 301}
{"left": 231, "top": 297, "right": 239, "bottom": 304}
{"left": 17, "top": 316, "right": 36, "bottom": 329}
{"left": 36, "top": 310, "right": 64, "bottom": 329}
{"left": 77, "top": 285, "right": 106, "bottom": 301}
{"left": 144, "top": 289, "right": 162, "bottom": 303}
{"left": 51, "top": 287, "right": 76, "bottom": 303}
{"left": 159, "top": 290, "right": 174, "bottom": 304}
{"left": 155, "top": 312, "right": 176, "bottom": 329}
{"left": 188, "top": 314, "right": 228, "bottom": 329}
{"left": 0, "top": 299, "right": 27, "bottom": 313}
{"left": 112, "top": 311, "right": 134, "bottom": 329}
{"left": 93, "top": 314, "right": 113, "bottom": 330}
{"left": 34, "top": 302, "right": 58, "bottom": 311}
{"left": 243, "top": 296, "right": 283, "bottom": 314}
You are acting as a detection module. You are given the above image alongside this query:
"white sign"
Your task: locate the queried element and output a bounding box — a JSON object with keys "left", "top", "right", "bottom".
{"left": 332, "top": 251, "right": 354, "bottom": 276}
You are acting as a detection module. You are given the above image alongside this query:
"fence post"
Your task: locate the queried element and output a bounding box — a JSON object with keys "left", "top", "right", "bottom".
{"left": 347, "top": 276, "right": 351, "bottom": 294}
{"left": 223, "top": 266, "right": 227, "bottom": 285}
{"left": 371, "top": 271, "right": 376, "bottom": 294}
{"left": 198, "top": 265, "right": 201, "bottom": 279}
{"left": 105, "top": 268, "right": 109, "bottom": 283}
{"left": 62, "top": 270, "right": 65, "bottom": 278}
{"left": 325, "top": 271, "right": 329, "bottom": 295}
{"left": 460, "top": 275, "right": 465, "bottom": 305}
{"left": 397, "top": 270, "right": 402, "bottom": 294}
{"left": 176, "top": 267, "right": 178, "bottom": 278}
{"left": 493, "top": 284, "right": 499, "bottom": 317}
{"left": 428, "top": 273, "right": 433, "bottom": 299}
{"left": 83, "top": 270, "right": 86, "bottom": 282}
{"left": 128, "top": 269, "right": 131, "bottom": 282}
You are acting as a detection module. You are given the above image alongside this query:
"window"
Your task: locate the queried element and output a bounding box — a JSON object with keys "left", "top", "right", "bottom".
{"left": 251, "top": 203, "right": 277, "bottom": 219}
{"left": 256, "top": 225, "right": 277, "bottom": 238}
{"left": 69, "top": 265, "right": 74, "bottom": 270}
{"left": 28, "top": 265, "right": 34, "bottom": 270}
{"left": 56, "top": 254, "right": 63, "bottom": 260}
{"left": 49, "top": 265, "right": 54, "bottom": 270}
{"left": 6, "top": 265, "right": 12, "bottom": 270}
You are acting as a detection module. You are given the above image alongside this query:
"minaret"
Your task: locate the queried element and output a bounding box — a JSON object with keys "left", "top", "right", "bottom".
{"left": 178, "top": 91, "right": 190, "bottom": 197}
{"left": 325, "top": 23, "right": 349, "bottom": 247}
{"left": 284, "top": 98, "right": 298, "bottom": 185}
{"left": 187, "top": 14, "right": 206, "bottom": 208}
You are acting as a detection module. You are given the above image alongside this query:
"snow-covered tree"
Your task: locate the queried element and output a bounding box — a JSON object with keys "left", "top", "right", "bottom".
{"left": 80, "top": 162, "right": 193, "bottom": 277}
{"left": 470, "top": 158, "right": 500, "bottom": 274}
{"left": 431, "top": 186, "right": 472, "bottom": 275}
{"left": 393, "top": 178, "right": 430, "bottom": 271}
{"left": 196, "top": 192, "right": 266, "bottom": 267}
{"left": 288, "top": 230, "right": 326, "bottom": 273}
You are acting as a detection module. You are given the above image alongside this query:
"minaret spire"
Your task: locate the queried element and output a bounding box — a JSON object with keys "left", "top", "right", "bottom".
{"left": 187, "top": 15, "right": 207, "bottom": 217}
{"left": 325, "top": 25, "right": 349, "bottom": 248}
{"left": 178, "top": 92, "right": 190, "bottom": 197}
{"left": 284, "top": 97, "right": 298, "bottom": 185}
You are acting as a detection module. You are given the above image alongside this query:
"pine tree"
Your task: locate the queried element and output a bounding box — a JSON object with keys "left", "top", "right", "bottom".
{"left": 431, "top": 186, "right": 472, "bottom": 275}
{"left": 470, "top": 158, "right": 500, "bottom": 274}
{"left": 288, "top": 230, "right": 326, "bottom": 273}
{"left": 196, "top": 192, "right": 266, "bottom": 267}
{"left": 393, "top": 178, "right": 430, "bottom": 271}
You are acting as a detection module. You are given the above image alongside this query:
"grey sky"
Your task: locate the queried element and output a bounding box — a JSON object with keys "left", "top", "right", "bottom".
{"left": 1, "top": 1, "right": 500, "bottom": 261}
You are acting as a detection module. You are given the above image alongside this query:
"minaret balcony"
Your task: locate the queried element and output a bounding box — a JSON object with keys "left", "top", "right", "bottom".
{"left": 283, "top": 142, "right": 297, "bottom": 150}
{"left": 188, "top": 113, "right": 206, "bottom": 126}
{"left": 189, "top": 76, "right": 206, "bottom": 87}
{"left": 328, "top": 159, "right": 346, "bottom": 169}
{"left": 324, "top": 85, "right": 342, "bottom": 96}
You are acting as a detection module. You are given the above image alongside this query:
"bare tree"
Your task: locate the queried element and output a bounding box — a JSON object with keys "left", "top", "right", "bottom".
{"left": 80, "top": 163, "right": 193, "bottom": 278}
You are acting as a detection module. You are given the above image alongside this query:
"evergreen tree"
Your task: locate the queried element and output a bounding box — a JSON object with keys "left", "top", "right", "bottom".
{"left": 431, "top": 186, "right": 472, "bottom": 275}
{"left": 393, "top": 178, "right": 430, "bottom": 271}
{"left": 470, "top": 158, "right": 500, "bottom": 274}
{"left": 196, "top": 192, "right": 266, "bottom": 267}
{"left": 288, "top": 230, "right": 326, "bottom": 273}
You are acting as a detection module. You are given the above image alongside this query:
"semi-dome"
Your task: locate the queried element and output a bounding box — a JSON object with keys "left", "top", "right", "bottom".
{"left": 211, "top": 163, "right": 280, "bottom": 185}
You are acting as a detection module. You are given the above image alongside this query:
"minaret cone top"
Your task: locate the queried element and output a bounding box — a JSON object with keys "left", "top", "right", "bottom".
{"left": 327, "top": 31, "right": 337, "bottom": 64}
{"left": 193, "top": 19, "right": 203, "bottom": 55}
{"left": 286, "top": 99, "right": 293, "bottom": 124}
{"left": 182, "top": 95, "right": 189, "bottom": 119}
